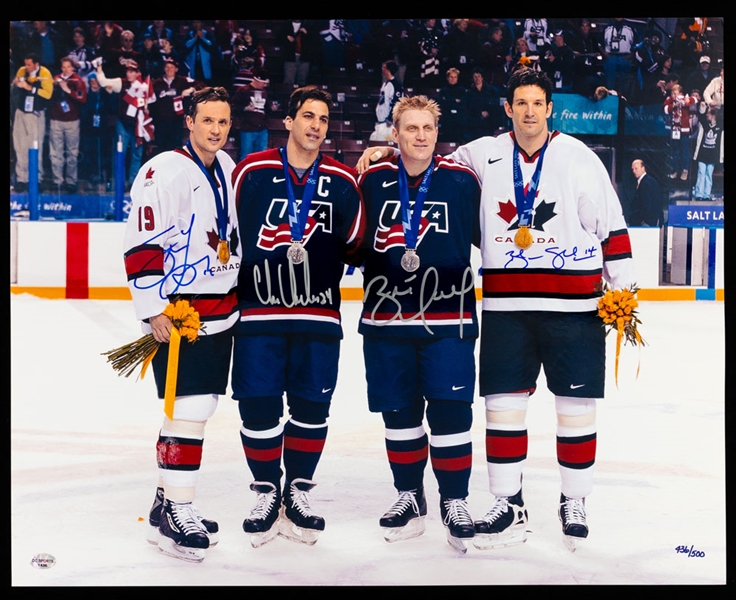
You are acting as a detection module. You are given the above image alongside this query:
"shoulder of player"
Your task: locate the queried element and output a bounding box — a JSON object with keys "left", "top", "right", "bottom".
{"left": 357, "top": 157, "right": 397, "bottom": 185}
{"left": 435, "top": 155, "right": 480, "bottom": 179}
{"left": 232, "top": 148, "right": 282, "bottom": 186}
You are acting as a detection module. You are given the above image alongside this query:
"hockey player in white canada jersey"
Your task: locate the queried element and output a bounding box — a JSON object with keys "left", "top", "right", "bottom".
{"left": 124, "top": 87, "right": 241, "bottom": 563}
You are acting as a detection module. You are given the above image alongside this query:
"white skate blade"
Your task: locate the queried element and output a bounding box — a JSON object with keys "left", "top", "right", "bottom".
{"left": 382, "top": 516, "right": 426, "bottom": 543}
{"left": 149, "top": 525, "right": 219, "bottom": 547}
{"left": 278, "top": 516, "right": 321, "bottom": 546}
{"left": 249, "top": 524, "right": 279, "bottom": 548}
{"left": 445, "top": 529, "right": 471, "bottom": 554}
{"left": 473, "top": 525, "right": 528, "bottom": 550}
{"left": 562, "top": 534, "right": 585, "bottom": 553}
{"left": 157, "top": 536, "right": 206, "bottom": 563}
{"left": 147, "top": 525, "right": 160, "bottom": 545}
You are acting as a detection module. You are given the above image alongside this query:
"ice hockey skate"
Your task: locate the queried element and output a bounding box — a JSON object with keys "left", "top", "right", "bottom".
{"left": 146, "top": 487, "right": 219, "bottom": 546}
{"left": 440, "top": 497, "right": 475, "bottom": 554}
{"left": 379, "top": 487, "right": 427, "bottom": 542}
{"left": 278, "top": 478, "right": 325, "bottom": 545}
{"left": 559, "top": 493, "right": 588, "bottom": 552}
{"left": 157, "top": 498, "right": 210, "bottom": 562}
{"left": 242, "top": 481, "right": 281, "bottom": 548}
{"left": 473, "top": 488, "right": 529, "bottom": 550}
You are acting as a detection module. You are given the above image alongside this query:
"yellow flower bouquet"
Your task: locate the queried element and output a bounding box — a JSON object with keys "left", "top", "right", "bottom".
{"left": 597, "top": 283, "right": 645, "bottom": 386}
{"left": 102, "top": 299, "right": 202, "bottom": 379}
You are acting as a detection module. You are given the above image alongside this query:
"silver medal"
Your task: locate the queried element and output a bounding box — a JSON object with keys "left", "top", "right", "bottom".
{"left": 401, "top": 249, "right": 420, "bottom": 272}
{"left": 287, "top": 241, "right": 305, "bottom": 264}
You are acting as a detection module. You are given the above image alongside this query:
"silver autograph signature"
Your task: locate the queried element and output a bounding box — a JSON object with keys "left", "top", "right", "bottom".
{"left": 253, "top": 251, "right": 333, "bottom": 307}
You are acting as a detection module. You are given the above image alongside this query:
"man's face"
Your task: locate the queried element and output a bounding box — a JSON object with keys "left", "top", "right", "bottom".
{"left": 504, "top": 84, "right": 552, "bottom": 143}
{"left": 472, "top": 71, "right": 483, "bottom": 86}
{"left": 89, "top": 77, "right": 100, "bottom": 91}
{"left": 164, "top": 62, "right": 177, "bottom": 78}
{"left": 186, "top": 100, "right": 231, "bottom": 159}
{"left": 24, "top": 58, "right": 39, "bottom": 72}
{"left": 392, "top": 108, "right": 437, "bottom": 166}
{"left": 285, "top": 99, "right": 329, "bottom": 155}
{"left": 143, "top": 38, "right": 154, "bottom": 50}
{"left": 447, "top": 71, "right": 458, "bottom": 85}
{"left": 61, "top": 61, "right": 74, "bottom": 77}
{"left": 631, "top": 161, "right": 645, "bottom": 179}
{"left": 73, "top": 31, "right": 85, "bottom": 47}
{"left": 126, "top": 68, "right": 140, "bottom": 82}
{"left": 554, "top": 34, "right": 564, "bottom": 47}
{"left": 580, "top": 21, "right": 591, "bottom": 36}
{"left": 121, "top": 34, "right": 134, "bottom": 49}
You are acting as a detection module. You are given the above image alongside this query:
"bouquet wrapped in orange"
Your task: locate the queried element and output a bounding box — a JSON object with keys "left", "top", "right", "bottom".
{"left": 102, "top": 299, "right": 202, "bottom": 379}
{"left": 597, "top": 283, "right": 645, "bottom": 386}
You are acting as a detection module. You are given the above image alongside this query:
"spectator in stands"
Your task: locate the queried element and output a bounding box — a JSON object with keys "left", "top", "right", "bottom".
{"left": 569, "top": 18, "right": 605, "bottom": 98}
{"left": 48, "top": 57, "right": 87, "bottom": 193}
{"left": 103, "top": 29, "right": 142, "bottom": 80}
{"left": 509, "top": 37, "right": 541, "bottom": 77}
{"left": 184, "top": 20, "right": 217, "bottom": 84}
{"left": 68, "top": 27, "right": 97, "bottom": 82}
{"left": 79, "top": 71, "right": 117, "bottom": 190}
{"left": 703, "top": 63, "right": 723, "bottom": 110}
{"left": 151, "top": 58, "right": 201, "bottom": 155}
{"left": 684, "top": 55, "right": 713, "bottom": 98}
{"left": 465, "top": 67, "right": 500, "bottom": 140}
{"left": 663, "top": 84, "right": 696, "bottom": 181}
{"left": 319, "top": 19, "right": 348, "bottom": 69}
{"left": 541, "top": 30, "right": 575, "bottom": 93}
{"left": 158, "top": 37, "right": 188, "bottom": 78}
{"left": 95, "top": 60, "right": 156, "bottom": 188}
{"left": 144, "top": 20, "right": 174, "bottom": 47}
{"left": 11, "top": 52, "right": 53, "bottom": 192}
{"left": 522, "top": 18, "right": 549, "bottom": 54}
{"left": 95, "top": 21, "right": 124, "bottom": 74}
{"left": 628, "top": 159, "right": 663, "bottom": 226}
{"left": 139, "top": 33, "right": 164, "bottom": 79}
{"left": 230, "top": 29, "right": 266, "bottom": 89}
{"left": 602, "top": 18, "right": 636, "bottom": 97}
{"left": 415, "top": 19, "right": 444, "bottom": 87}
{"left": 692, "top": 106, "right": 723, "bottom": 201}
{"left": 634, "top": 29, "right": 667, "bottom": 104}
{"left": 477, "top": 26, "right": 510, "bottom": 96}
{"left": 441, "top": 19, "right": 477, "bottom": 85}
{"left": 371, "top": 60, "right": 403, "bottom": 142}
{"left": 279, "top": 20, "right": 313, "bottom": 87}
{"left": 232, "top": 68, "right": 271, "bottom": 160}
{"left": 437, "top": 67, "right": 468, "bottom": 143}
{"left": 28, "top": 21, "right": 65, "bottom": 74}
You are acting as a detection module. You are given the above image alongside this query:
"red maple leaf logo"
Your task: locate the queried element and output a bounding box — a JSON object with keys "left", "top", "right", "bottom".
{"left": 497, "top": 199, "right": 518, "bottom": 224}
{"left": 146, "top": 167, "right": 155, "bottom": 179}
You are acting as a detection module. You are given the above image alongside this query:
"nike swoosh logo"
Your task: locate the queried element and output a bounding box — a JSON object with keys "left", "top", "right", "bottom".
{"left": 382, "top": 180, "right": 397, "bottom": 188}
{"left": 322, "top": 388, "right": 332, "bottom": 394}
{"left": 273, "top": 177, "right": 285, "bottom": 183}
{"left": 570, "top": 384, "right": 585, "bottom": 389}
{"left": 488, "top": 158, "right": 502, "bottom": 165}
{"left": 193, "top": 186, "right": 200, "bottom": 192}
{"left": 452, "top": 385, "right": 465, "bottom": 391}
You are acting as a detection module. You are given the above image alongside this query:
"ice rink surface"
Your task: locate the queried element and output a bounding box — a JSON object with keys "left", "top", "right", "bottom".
{"left": 10, "top": 294, "right": 727, "bottom": 586}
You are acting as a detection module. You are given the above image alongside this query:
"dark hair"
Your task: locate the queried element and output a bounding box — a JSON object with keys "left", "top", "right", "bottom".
{"left": 187, "top": 86, "right": 231, "bottom": 119}
{"left": 24, "top": 52, "right": 41, "bottom": 64}
{"left": 383, "top": 60, "right": 399, "bottom": 76}
{"left": 506, "top": 67, "right": 554, "bottom": 104}
{"left": 286, "top": 85, "right": 333, "bottom": 119}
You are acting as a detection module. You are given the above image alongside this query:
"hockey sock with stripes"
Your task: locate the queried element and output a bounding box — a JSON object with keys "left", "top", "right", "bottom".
{"left": 427, "top": 399, "right": 473, "bottom": 499}
{"left": 382, "top": 402, "right": 428, "bottom": 492}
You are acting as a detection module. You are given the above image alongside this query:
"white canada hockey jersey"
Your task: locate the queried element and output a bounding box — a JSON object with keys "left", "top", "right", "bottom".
{"left": 448, "top": 131, "right": 636, "bottom": 312}
{"left": 124, "top": 148, "right": 242, "bottom": 334}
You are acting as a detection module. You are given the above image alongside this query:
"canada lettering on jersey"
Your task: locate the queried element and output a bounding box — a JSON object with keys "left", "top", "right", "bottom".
{"left": 374, "top": 200, "right": 449, "bottom": 252}
{"left": 256, "top": 198, "right": 333, "bottom": 251}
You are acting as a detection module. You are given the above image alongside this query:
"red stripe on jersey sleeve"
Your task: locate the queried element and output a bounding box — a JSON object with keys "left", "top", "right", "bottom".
{"left": 124, "top": 245, "right": 164, "bottom": 279}
{"left": 602, "top": 229, "right": 633, "bottom": 260}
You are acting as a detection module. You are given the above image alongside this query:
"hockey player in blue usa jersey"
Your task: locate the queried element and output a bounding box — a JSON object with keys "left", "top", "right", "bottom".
{"left": 357, "top": 95, "right": 481, "bottom": 553}
{"left": 231, "top": 86, "right": 364, "bottom": 547}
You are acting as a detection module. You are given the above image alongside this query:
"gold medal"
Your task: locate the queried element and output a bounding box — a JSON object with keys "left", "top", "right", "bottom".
{"left": 514, "top": 226, "right": 533, "bottom": 249}
{"left": 217, "top": 239, "right": 230, "bottom": 264}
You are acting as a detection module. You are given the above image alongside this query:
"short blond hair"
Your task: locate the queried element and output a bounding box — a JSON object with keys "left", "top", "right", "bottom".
{"left": 392, "top": 95, "right": 441, "bottom": 128}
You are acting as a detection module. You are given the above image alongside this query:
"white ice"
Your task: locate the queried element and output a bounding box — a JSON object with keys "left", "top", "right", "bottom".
{"left": 11, "top": 294, "right": 726, "bottom": 585}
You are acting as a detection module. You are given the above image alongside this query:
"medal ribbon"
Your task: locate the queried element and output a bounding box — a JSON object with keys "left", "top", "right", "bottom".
{"left": 186, "top": 140, "right": 228, "bottom": 245}
{"left": 398, "top": 157, "right": 434, "bottom": 251}
{"left": 512, "top": 136, "right": 549, "bottom": 228}
{"left": 281, "top": 146, "right": 320, "bottom": 243}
